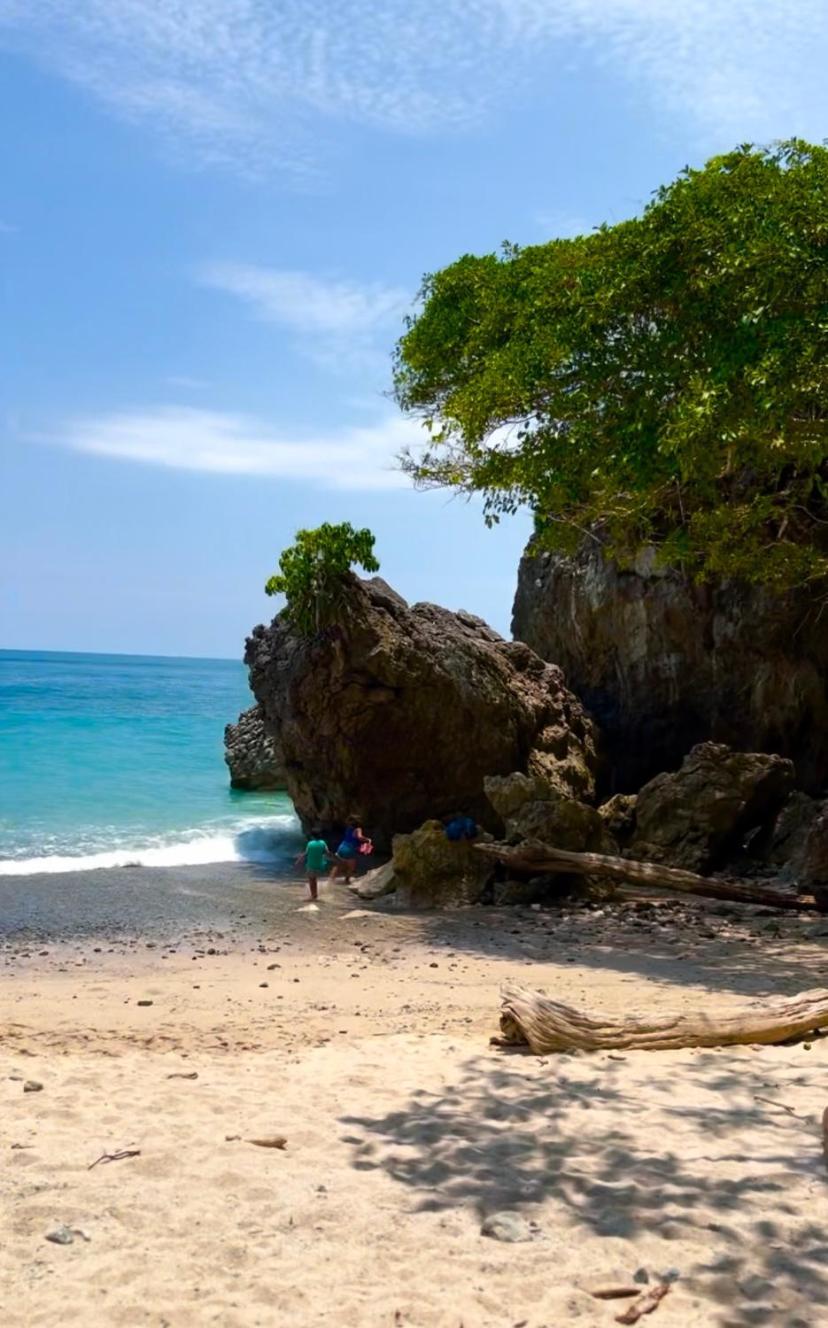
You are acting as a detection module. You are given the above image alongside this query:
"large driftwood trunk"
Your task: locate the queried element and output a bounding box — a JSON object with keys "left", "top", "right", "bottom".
{"left": 475, "top": 840, "right": 819, "bottom": 911}
{"left": 498, "top": 984, "right": 828, "bottom": 1053}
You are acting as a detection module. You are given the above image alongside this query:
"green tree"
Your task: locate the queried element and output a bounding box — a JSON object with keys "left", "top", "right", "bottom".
{"left": 265, "top": 523, "right": 380, "bottom": 634}
{"left": 394, "top": 141, "right": 828, "bottom": 588}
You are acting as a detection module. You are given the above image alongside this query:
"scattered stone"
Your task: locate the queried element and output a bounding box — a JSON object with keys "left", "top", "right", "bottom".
{"left": 137, "top": 1000, "right": 153, "bottom": 1007}
{"left": 45, "top": 1226, "right": 75, "bottom": 1246}
{"left": 23, "top": 1080, "right": 43, "bottom": 1093}
{"left": 480, "top": 1212, "right": 537, "bottom": 1243}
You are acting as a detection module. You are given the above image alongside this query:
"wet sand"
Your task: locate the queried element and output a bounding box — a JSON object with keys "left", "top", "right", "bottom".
{"left": 3, "top": 867, "right": 828, "bottom": 1326}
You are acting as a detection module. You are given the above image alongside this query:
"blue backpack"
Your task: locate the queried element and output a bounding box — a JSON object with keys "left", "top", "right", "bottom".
{"left": 445, "top": 815, "right": 477, "bottom": 842}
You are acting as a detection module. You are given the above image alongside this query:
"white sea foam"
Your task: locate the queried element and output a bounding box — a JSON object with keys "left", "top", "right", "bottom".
{"left": 0, "top": 815, "right": 301, "bottom": 877}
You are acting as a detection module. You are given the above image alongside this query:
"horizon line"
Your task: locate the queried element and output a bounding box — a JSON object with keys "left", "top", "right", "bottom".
{"left": 0, "top": 645, "right": 245, "bottom": 665}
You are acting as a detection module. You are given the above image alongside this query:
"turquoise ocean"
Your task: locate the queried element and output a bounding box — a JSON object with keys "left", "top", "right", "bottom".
{"left": 0, "top": 650, "right": 301, "bottom": 875}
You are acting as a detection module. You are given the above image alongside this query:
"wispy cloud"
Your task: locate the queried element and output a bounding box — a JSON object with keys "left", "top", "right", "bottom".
{"left": 47, "top": 405, "right": 420, "bottom": 490}
{"left": 197, "top": 263, "right": 408, "bottom": 372}
{"left": 198, "top": 264, "right": 407, "bottom": 337}
{"left": 1, "top": 2, "right": 825, "bottom": 176}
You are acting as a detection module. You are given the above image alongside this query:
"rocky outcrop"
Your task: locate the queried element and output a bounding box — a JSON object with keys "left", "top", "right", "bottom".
{"left": 391, "top": 820, "right": 495, "bottom": 907}
{"left": 513, "top": 538, "right": 828, "bottom": 792}
{"left": 765, "top": 792, "right": 821, "bottom": 874}
{"left": 224, "top": 704, "right": 285, "bottom": 791}
{"left": 245, "top": 576, "right": 598, "bottom": 851}
{"left": 484, "top": 771, "right": 614, "bottom": 854}
{"left": 629, "top": 742, "right": 795, "bottom": 872}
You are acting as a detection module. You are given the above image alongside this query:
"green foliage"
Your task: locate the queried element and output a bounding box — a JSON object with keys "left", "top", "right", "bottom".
{"left": 265, "top": 523, "right": 380, "bottom": 635}
{"left": 394, "top": 141, "right": 828, "bottom": 588}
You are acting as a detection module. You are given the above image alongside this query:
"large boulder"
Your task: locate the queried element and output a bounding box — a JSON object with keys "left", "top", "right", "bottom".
{"left": 765, "top": 791, "right": 821, "bottom": 874}
{"left": 484, "top": 772, "right": 614, "bottom": 853}
{"left": 391, "top": 820, "right": 494, "bottom": 907}
{"left": 799, "top": 804, "right": 828, "bottom": 908}
{"left": 245, "top": 576, "right": 598, "bottom": 850}
{"left": 513, "top": 538, "right": 828, "bottom": 792}
{"left": 224, "top": 704, "right": 285, "bottom": 791}
{"left": 629, "top": 742, "right": 795, "bottom": 872}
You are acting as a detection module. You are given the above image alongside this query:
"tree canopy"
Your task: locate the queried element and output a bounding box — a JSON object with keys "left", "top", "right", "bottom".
{"left": 394, "top": 141, "right": 828, "bottom": 588}
{"left": 266, "top": 523, "right": 379, "bottom": 635}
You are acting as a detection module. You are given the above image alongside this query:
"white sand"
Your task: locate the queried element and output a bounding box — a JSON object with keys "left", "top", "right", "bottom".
{"left": 3, "top": 888, "right": 828, "bottom": 1326}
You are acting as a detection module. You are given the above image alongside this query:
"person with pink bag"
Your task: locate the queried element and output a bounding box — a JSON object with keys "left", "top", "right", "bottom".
{"left": 328, "top": 815, "right": 372, "bottom": 885}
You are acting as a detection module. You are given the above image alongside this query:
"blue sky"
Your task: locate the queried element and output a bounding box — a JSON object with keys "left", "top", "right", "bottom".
{"left": 2, "top": 2, "right": 827, "bottom": 657}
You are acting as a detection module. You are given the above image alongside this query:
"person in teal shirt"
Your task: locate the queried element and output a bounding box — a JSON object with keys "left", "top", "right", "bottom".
{"left": 295, "top": 829, "right": 330, "bottom": 901}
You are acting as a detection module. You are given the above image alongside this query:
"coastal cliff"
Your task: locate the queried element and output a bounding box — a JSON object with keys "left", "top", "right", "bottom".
{"left": 512, "top": 538, "right": 828, "bottom": 794}
{"left": 244, "top": 575, "right": 597, "bottom": 850}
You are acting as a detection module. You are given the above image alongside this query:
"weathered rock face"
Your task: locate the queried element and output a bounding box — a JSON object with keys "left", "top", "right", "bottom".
{"left": 630, "top": 742, "right": 795, "bottom": 872}
{"left": 392, "top": 820, "right": 495, "bottom": 907}
{"left": 224, "top": 704, "right": 285, "bottom": 791}
{"left": 245, "top": 576, "right": 598, "bottom": 851}
{"left": 513, "top": 539, "right": 828, "bottom": 792}
{"left": 765, "top": 791, "right": 821, "bottom": 874}
{"left": 484, "top": 772, "right": 614, "bottom": 854}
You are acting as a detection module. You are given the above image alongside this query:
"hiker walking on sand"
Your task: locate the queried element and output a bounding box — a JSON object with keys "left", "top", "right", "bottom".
{"left": 329, "top": 816, "right": 372, "bottom": 885}
{"left": 295, "top": 829, "right": 330, "bottom": 901}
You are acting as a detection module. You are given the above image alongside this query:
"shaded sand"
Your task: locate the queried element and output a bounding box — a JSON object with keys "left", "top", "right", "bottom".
{"left": 3, "top": 873, "right": 828, "bottom": 1326}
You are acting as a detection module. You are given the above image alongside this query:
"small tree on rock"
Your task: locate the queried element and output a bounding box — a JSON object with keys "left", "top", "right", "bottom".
{"left": 265, "top": 523, "right": 380, "bottom": 635}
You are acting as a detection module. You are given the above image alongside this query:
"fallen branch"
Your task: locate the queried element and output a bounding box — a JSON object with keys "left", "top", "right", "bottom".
{"left": 475, "top": 840, "right": 819, "bottom": 911}
{"left": 497, "top": 984, "right": 828, "bottom": 1053}
{"left": 88, "top": 1148, "right": 141, "bottom": 1170}
{"left": 616, "top": 1283, "right": 671, "bottom": 1324}
{"left": 754, "top": 1095, "right": 806, "bottom": 1118}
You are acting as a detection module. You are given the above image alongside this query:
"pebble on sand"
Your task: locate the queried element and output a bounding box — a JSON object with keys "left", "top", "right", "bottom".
{"left": 480, "top": 1212, "right": 537, "bottom": 1243}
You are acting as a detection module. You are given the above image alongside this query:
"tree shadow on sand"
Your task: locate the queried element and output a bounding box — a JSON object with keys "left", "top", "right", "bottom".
{"left": 341, "top": 1048, "right": 828, "bottom": 1326}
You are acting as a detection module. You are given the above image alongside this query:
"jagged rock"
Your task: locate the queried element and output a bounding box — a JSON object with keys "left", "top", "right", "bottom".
{"left": 598, "top": 793, "right": 638, "bottom": 845}
{"left": 349, "top": 860, "right": 397, "bottom": 900}
{"left": 391, "top": 820, "right": 495, "bottom": 907}
{"left": 801, "top": 805, "right": 828, "bottom": 908}
{"left": 765, "top": 792, "right": 821, "bottom": 874}
{"left": 485, "top": 771, "right": 614, "bottom": 853}
{"left": 224, "top": 704, "right": 285, "bottom": 791}
{"left": 630, "top": 742, "right": 795, "bottom": 872}
{"left": 513, "top": 537, "right": 828, "bottom": 792}
{"left": 246, "top": 576, "right": 598, "bottom": 850}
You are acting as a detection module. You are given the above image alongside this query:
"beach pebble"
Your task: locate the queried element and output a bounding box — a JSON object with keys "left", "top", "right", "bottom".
{"left": 45, "top": 1225, "right": 76, "bottom": 1246}
{"left": 137, "top": 1000, "right": 154, "bottom": 1007}
{"left": 23, "top": 1080, "right": 43, "bottom": 1093}
{"left": 480, "top": 1212, "right": 537, "bottom": 1243}
{"left": 633, "top": 1268, "right": 650, "bottom": 1284}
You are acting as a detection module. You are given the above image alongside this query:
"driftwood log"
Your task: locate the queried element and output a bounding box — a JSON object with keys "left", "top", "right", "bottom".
{"left": 475, "top": 840, "right": 820, "bottom": 911}
{"left": 497, "top": 984, "right": 828, "bottom": 1053}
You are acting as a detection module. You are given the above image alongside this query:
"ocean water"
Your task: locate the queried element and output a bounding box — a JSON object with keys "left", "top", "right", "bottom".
{"left": 0, "top": 650, "right": 301, "bottom": 875}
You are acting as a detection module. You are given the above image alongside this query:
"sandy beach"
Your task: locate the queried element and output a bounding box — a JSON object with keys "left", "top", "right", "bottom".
{"left": 3, "top": 865, "right": 828, "bottom": 1327}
